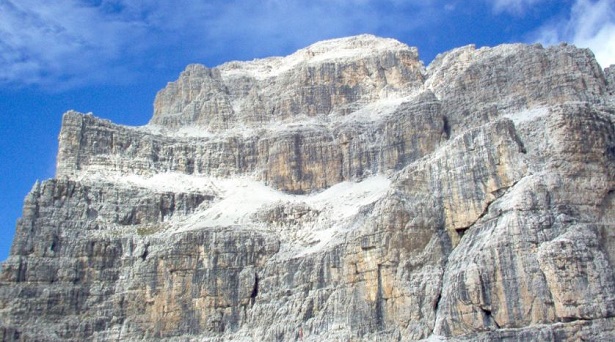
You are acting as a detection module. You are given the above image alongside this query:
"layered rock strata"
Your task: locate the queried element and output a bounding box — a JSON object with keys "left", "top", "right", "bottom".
{"left": 1, "top": 35, "right": 614, "bottom": 341}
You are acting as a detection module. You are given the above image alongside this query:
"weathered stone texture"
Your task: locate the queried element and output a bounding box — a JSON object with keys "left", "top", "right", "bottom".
{"left": 2, "top": 35, "right": 615, "bottom": 341}
{"left": 426, "top": 43, "right": 608, "bottom": 136}
{"left": 151, "top": 35, "right": 424, "bottom": 130}
{"left": 57, "top": 91, "right": 447, "bottom": 194}
{"left": 606, "top": 64, "right": 615, "bottom": 95}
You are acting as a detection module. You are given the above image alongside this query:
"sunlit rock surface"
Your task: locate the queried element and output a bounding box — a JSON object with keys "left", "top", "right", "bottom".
{"left": 1, "top": 35, "right": 614, "bottom": 341}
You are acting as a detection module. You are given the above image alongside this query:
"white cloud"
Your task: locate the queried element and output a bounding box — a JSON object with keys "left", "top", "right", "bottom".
{"left": 5, "top": 0, "right": 611, "bottom": 90}
{"left": 532, "top": 0, "right": 615, "bottom": 67}
{"left": 0, "top": 0, "right": 447, "bottom": 89}
{"left": 0, "top": 0, "right": 149, "bottom": 88}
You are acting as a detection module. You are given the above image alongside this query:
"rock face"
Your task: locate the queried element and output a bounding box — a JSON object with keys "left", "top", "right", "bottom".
{"left": 1, "top": 35, "right": 614, "bottom": 341}
{"left": 606, "top": 64, "right": 615, "bottom": 95}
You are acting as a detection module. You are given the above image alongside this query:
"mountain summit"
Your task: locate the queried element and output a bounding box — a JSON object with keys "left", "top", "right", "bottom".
{"left": 2, "top": 35, "right": 615, "bottom": 341}
{"left": 150, "top": 34, "right": 424, "bottom": 130}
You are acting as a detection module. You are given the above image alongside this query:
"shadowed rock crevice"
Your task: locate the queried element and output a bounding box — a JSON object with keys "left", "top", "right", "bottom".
{"left": 250, "top": 273, "right": 259, "bottom": 307}
{"left": 140, "top": 244, "right": 149, "bottom": 261}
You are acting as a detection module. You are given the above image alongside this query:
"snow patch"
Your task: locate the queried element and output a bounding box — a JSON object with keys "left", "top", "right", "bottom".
{"left": 306, "top": 175, "right": 390, "bottom": 218}
{"left": 421, "top": 335, "right": 448, "bottom": 342}
{"left": 171, "top": 174, "right": 390, "bottom": 232}
{"left": 77, "top": 163, "right": 391, "bottom": 258}
{"left": 338, "top": 90, "right": 422, "bottom": 124}
{"left": 503, "top": 106, "right": 549, "bottom": 124}
{"left": 77, "top": 170, "right": 220, "bottom": 194}
{"left": 218, "top": 35, "right": 412, "bottom": 81}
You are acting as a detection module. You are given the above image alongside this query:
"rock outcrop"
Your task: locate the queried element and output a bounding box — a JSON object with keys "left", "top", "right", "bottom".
{"left": 606, "top": 64, "right": 615, "bottom": 95}
{"left": 1, "top": 35, "right": 614, "bottom": 341}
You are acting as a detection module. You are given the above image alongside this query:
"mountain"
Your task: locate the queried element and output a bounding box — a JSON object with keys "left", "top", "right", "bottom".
{"left": 1, "top": 34, "right": 614, "bottom": 341}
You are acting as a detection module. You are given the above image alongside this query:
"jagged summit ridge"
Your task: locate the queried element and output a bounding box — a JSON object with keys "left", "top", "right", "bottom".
{"left": 150, "top": 35, "right": 425, "bottom": 130}
{"left": 150, "top": 35, "right": 608, "bottom": 135}
{"left": 1, "top": 35, "right": 615, "bottom": 341}
{"left": 218, "top": 34, "right": 417, "bottom": 78}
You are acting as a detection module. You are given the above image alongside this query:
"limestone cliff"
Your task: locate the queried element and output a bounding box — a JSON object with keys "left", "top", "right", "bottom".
{"left": 1, "top": 35, "right": 614, "bottom": 341}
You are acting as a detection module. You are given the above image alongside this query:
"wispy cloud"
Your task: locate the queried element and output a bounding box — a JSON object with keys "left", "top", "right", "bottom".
{"left": 531, "top": 0, "right": 615, "bottom": 67}
{"left": 489, "top": 0, "right": 548, "bottom": 15}
{"left": 0, "top": 0, "right": 149, "bottom": 88}
{"left": 0, "top": 0, "right": 447, "bottom": 89}
{"left": 3, "top": 1, "right": 612, "bottom": 89}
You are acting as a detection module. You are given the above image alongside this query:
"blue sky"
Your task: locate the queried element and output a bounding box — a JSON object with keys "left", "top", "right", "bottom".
{"left": 1, "top": 0, "right": 614, "bottom": 261}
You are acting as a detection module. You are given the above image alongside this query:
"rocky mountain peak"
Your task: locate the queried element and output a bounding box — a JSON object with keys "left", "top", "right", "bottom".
{"left": 150, "top": 35, "right": 424, "bottom": 131}
{"left": 277, "top": 34, "right": 416, "bottom": 64}
{"left": 223, "top": 34, "right": 416, "bottom": 71}
{"left": 2, "top": 36, "right": 615, "bottom": 341}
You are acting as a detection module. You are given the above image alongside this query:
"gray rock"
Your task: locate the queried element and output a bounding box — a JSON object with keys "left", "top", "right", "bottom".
{"left": 606, "top": 64, "right": 615, "bottom": 95}
{"left": 1, "top": 35, "right": 614, "bottom": 341}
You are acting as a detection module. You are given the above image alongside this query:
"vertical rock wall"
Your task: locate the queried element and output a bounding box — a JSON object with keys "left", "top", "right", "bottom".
{"left": 1, "top": 35, "right": 614, "bottom": 341}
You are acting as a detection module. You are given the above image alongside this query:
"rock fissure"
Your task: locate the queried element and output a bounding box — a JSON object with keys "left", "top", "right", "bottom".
{"left": 454, "top": 178, "right": 522, "bottom": 238}
{"left": 250, "top": 273, "right": 259, "bottom": 307}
